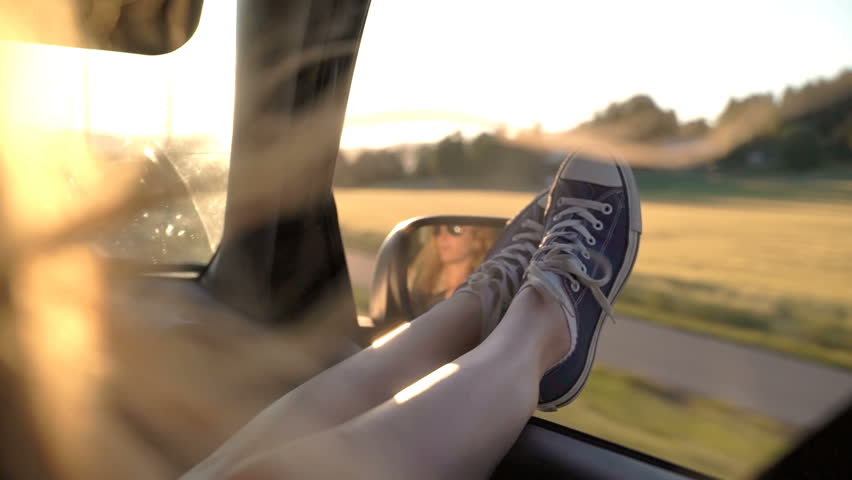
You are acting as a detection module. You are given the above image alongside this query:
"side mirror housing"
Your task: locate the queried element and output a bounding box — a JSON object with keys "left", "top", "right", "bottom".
{"left": 364, "top": 215, "right": 508, "bottom": 339}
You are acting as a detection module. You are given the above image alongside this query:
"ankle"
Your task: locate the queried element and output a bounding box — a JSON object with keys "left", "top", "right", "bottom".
{"left": 502, "top": 287, "right": 572, "bottom": 374}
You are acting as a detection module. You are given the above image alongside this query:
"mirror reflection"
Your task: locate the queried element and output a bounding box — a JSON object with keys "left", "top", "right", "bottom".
{"left": 407, "top": 223, "right": 501, "bottom": 315}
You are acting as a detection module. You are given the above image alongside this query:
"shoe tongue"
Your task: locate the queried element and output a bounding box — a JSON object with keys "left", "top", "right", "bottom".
{"left": 535, "top": 194, "right": 548, "bottom": 211}
{"left": 561, "top": 179, "right": 598, "bottom": 198}
{"left": 543, "top": 271, "right": 567, "bottom": 296}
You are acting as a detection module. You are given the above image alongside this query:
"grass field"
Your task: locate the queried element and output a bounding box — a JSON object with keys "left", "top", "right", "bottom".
{"left": 336, "top": 176, "right": 852, "bottom": 369}
{"left": 537, "top": 367, "right": 794, "bottom": 479}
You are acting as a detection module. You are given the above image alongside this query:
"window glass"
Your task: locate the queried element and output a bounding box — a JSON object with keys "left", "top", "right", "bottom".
{"left": 2, "top": 1, "right": 235, "bottom": 264}
{"left": 337, "top": 1, "right": 852, "bottom": 478}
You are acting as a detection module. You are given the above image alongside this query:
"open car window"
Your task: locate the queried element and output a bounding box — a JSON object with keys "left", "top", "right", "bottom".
{"left": 2, "top": 1, "right": 235, "bottom": 265}
{"left": 336, "top": 0, "right": 852, "bottom": 478}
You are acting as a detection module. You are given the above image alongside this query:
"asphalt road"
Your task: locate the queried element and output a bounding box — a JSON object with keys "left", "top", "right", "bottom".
{"left": 345, "top": 249, "right": 852, "bottom": 428}
{"left": 596, "top": 314, "right": 852, "bottom": 427}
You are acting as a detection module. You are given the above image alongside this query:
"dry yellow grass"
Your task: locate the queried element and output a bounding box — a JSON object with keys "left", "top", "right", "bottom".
{"left": 336, "top": 187, "right": 852, "bottom": 367}
{"left": 335, "top": 188, "right": 852, "bottom": 310}
{"left": 639, "top": 200, "right": 852, "bottom": 310}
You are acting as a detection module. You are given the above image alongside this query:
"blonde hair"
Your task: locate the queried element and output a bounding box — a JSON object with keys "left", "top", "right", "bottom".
{"left": 408, "top": 225, "right": 499, "bottom": 299}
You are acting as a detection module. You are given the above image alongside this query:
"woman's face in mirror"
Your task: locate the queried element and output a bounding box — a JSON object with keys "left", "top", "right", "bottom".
{"left": 433, "top": 225, "right": 475, "bottom": 265}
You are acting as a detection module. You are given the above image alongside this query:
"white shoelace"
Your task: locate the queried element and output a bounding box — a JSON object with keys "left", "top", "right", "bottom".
{"left": 531, "top": 197, "right": 616, "bottom": 321}
{"left": 469, "top": 218, "right": 544, "bottom": 311}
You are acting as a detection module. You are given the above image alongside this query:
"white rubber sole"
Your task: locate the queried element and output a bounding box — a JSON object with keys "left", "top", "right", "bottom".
{"left": 537, "top": 155, "right": 642, "bottom": 412}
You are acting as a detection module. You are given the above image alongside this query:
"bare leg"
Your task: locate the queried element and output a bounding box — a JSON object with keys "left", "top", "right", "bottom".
{"left": 194, "top": 287, "right": 569, "bottom": 480}
{"left": 203, "top": 293, "right": 483, "bottom": 459}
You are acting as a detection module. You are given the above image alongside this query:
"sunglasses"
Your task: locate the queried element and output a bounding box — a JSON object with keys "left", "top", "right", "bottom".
{"left": 433, "top": 224, "right": 466, "bottom": 237}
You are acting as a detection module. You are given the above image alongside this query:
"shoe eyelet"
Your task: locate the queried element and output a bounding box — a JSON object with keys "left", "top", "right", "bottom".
{"left": 602, "top": 204, "right": 613, "bottom": 215}
{"left": 571, "top": 282, "right": 580, "bottom": 292}
{"left": 580, "top": 264, "right": 587, "bottom": 274}
{"left": 593, "top": 221, "right": 604, "bottom": 231}
{"left": 582, "top": 251, "right": 591, "bottom": 259}
{"left": 586, "top": 236, "right": 596, "bottom": 246}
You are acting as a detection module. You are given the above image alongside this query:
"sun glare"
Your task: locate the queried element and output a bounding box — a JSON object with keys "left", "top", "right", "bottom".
{"left": 394, "top": 363, "right": 460, "bottom": 404}
{"left": 371, "top": 322, "right": 411, "bottom": 348}
{"left": 4, "top": 1, "right": 236, "bottom": 149}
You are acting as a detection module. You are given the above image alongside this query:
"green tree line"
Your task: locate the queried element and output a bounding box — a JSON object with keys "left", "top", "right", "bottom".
{"left": 335, "top": 69, "right": 852, "bottom": 187}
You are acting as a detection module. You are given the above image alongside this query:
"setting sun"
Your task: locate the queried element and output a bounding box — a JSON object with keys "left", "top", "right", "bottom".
{"left": 2, "top": 1, "right": 235, "bottom": 149}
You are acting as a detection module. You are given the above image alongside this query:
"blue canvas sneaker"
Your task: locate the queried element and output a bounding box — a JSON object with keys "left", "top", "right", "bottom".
{"left": 524, "top": 153, "right": 642, "bottom": 411}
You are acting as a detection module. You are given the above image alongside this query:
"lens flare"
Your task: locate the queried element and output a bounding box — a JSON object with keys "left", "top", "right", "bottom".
{"left": 371, "top": 322, "right": 410, "bottom": 348}
{"left": 394, "top": 363, "right": 460, "bottom": 404}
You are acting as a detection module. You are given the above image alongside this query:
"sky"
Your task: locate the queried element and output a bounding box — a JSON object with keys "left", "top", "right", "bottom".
{"left": 342, "top": 0, "right": 852, "bottom": 147}
{"left": 3, "top": 0, "right": 851, "bottom": 150}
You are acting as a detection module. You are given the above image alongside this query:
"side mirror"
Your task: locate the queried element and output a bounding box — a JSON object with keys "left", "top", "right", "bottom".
{"left": 364, "top": 215, "right": 508, "bottom": 339}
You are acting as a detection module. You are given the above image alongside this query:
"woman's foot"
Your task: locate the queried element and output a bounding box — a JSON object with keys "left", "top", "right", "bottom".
{"left": 525, "top": 153, "right": 642, "bottom": 411}
{"left": 455, "top": 192, "right": 546, "bottom": 339}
